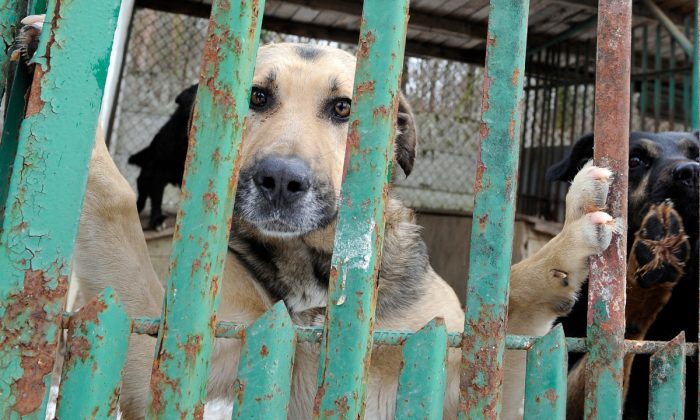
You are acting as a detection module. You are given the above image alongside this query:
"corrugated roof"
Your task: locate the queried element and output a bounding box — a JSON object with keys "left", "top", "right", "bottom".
{"left": 135, "top": 0, "right": 694, "bottom": 67}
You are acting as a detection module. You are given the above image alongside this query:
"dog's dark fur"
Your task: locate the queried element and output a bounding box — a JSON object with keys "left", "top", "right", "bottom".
{"left": 548, "top": 130, "right": 700, "bottom": 419}
{"left": 128, "top": 84, "right": 197, "bottom": 229}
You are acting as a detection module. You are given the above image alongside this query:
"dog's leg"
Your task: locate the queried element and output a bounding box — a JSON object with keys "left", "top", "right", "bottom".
{"left": 73, "top": 129, "right": 164, "bottom": 419}
{"left": 504, "top": 164, "right": 614, "bottom": 419}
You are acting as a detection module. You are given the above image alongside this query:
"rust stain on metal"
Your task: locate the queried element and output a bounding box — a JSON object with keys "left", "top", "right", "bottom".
{"left": 372, "top": 105, "right": 389, "bottom": 120}
{"left": 479, "top": 122, "right": 489, "bottom": 139}
{"left": 544, "top": 388, "right": 557, "bottom": 403}
{"left": 181, "top": 335, "right": 202, "bottom": 364}
{"left": 511, "top": 67, "right": 520, "bottom": 87}
{"left": 260, "top": 344, "right": 269, "bottom": 357}
{"left": 5, "top": 270, "right": 68, "bottom": 414}
{"left": 478, "top": 214, "right": 489, "bottom": 231}
{"left": 25, "top": 67, "right": 45, "bottom": 117}
{"left": 357, "top": 30, "right": 376, "bottom": 58}
{"left": 356, "top": 80, "right": 375, "bottom": 94}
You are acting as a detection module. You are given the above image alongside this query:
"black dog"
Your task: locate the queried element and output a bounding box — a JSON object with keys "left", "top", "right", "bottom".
{"left": 548, "top": 130, "right": 699, "bottom": 419}
{"left": 129, "top": 84, "right": 197, "bottom": 230}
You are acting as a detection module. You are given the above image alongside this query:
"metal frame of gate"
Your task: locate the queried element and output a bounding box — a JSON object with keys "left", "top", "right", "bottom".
{"left": 0, "top": 0, "right": 698, "bottom": 418}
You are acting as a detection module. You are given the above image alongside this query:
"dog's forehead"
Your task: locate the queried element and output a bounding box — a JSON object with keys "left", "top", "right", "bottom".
{"left": 254, "top": 43, "right": 356, "bottom": 89}
{"left": 631, "top": 131, "right": 698, "bottom": 156}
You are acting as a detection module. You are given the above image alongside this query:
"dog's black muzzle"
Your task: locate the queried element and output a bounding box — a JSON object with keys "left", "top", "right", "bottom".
{"left": 252, "top": 156, "right": 312, "bottom": 206}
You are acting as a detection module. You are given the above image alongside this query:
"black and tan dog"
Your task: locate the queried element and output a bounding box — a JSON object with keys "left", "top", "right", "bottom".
{"left": 15, "top": 16, "right": 616, "bottom": 418}
{"left": 548, "top": 130, "right": 699, "bottom": 419}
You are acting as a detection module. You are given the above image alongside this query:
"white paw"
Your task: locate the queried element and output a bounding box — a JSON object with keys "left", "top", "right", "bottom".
{"left": 565, "top": 162, "right": 612, "bottom": 223}
{"left": 10, "top": 14, "right": 46, "bottom": 62}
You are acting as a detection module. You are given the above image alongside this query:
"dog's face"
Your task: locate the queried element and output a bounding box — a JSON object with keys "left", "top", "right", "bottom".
{"left": 234, "top": 43, "right": 416, "bottom": 239}
{"left": 547, "top": 131, "right": 700, "bottom": 236}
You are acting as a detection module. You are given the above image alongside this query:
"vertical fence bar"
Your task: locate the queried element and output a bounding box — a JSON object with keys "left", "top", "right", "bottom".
{"left": 231, "top": 302, "right": 296, "bottom": 419}
{"left": 395, "top": 318, "right": 449, "bottom": 420}
{"left": 145, "top": 0, "right": 264, "bottom": 417}
{"left": 584, "top": 0, "right": 632, "bottom": 418}
{"left": 693, "top": 0, "right": 699, "bottom": 130}
{"left": 523, "top": 325, "right": 567, "bottom": 420}
{"left": 669, "top": 38, "right": 676, "bottom": 128}
{"left": 459, "top": 0, "right": 530, "bottom": 417}
{"left": 648, "top": 332, "right": 685, "bottom": 419}
{"left": 641, "top": 24, "right": 649, "bottom": 131}
{"left": 654, "top": 24, "right": 662, "bottom": 131}
{"left": 0, "top": 0, "right": 121, "bottom": 417}
{"left": 313, "top": 1, "right": 409, "bottom": 418}
{"left": 55, "top": 288, "right": 130, "bottom": 418}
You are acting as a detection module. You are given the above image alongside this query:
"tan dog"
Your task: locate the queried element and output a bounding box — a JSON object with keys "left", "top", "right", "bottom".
{"left": 15, "top": 20, "right": 614, "bottom": 418}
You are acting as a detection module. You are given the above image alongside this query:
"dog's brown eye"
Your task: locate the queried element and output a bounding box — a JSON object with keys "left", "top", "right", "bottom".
{"left": 250, "top": 88, "right": 267, "bottom": 108}
{"left": 333, "top": 99, "right": 351, "bottom": 119}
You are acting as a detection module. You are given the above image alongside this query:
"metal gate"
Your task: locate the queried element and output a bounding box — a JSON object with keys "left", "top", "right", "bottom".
{"left": 0, "top": 0, "right": 698, "bottom": 418}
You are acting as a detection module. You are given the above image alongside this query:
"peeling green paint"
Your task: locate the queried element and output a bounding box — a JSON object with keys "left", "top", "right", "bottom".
{"left": 0, "top": 0, "right": 121, "bottom": 417}
{"left": 232, "top": 302, "right": 296, "bottom": 419}
{"left": 459, "top": 0, "right": 530, "bottom": 418}
{"left": 56, "top": 288, "right": 130, "bottom": 419}
{"left": 523, "top": 325, "right": 567, "bottom": 419}
{"left": 314, "top": 1, "right": 409, "bottom": 418}
{"left": 145, "top": 0, "right": 265, "bottom": 418}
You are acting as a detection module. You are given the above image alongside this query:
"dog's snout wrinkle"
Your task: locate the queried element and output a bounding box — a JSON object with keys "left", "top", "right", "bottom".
{"left": 253, "top": 156, "right": 311, "bottom": 204}
{"left": 672, "top": 161, "right": 699, "bottom": 187}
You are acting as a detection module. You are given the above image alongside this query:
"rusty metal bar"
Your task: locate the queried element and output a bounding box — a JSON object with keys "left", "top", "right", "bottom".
{"left": 648, "top": 332, "right": 686, "bottom": 419}
{"left": 313, "top": 1, "right": 410, "bottom": 418}
{"left": 523, "top": 325, "right": 567, "bottom": 419}
{"left": 231, "top": 302, "right": 296, "bottom": 418}
{"left": 395, "top": 318, "right": 449, "bottom": 419}
{"left": 459, "top": 0, "right": 530, "bottom": 417}
{"left": 144, "top": 0, "right": 264, "bottom": 417}
{"left": 55, "top": 288, "right": 130, "bottom": 418}
{"left": 584, "top": 0, "right": 632, "bottom": 418}
{"left": 0, "top": 0, "right": 122, "bottom": 416}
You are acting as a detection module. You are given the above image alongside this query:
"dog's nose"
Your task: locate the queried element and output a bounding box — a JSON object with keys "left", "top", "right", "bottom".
{"left": 253, "top": 156, "right": 311, "bottom": 204}
{"left": 672, "top": 161, "right": 699, "bottom": 187}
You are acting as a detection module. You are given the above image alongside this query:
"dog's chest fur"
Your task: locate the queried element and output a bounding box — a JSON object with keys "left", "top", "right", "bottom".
{"left": 227, "top": 200, "right": 430, "bottom": 319}
{"left": 229, "top": 228, "right": 331, "bottom": 313}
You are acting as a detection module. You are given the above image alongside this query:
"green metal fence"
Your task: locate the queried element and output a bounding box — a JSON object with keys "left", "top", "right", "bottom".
{"left": 0, "top": 0, "right": 698, "bottom": 419}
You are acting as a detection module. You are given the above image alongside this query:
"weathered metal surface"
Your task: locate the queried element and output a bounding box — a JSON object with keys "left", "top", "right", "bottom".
{"left": 459, "top": 0, "right": 530, "bottom": 418}
{"left": 144, "top": 0, "right": 264, "bottom": 418}
{"left": 0, "top": 0, "right": 121, "bottom": 416}
{"left": 231, "top": 302, "right": 296, "bottom": 419}
{"left": 312, "top": 1, "right": 409, "bottom": 418}
{"left": 584, "top": 1, "right": 632, "bottom": 418}
{"left": 56, "top": 288, "right": 130, "bottom": 418}
{"left": 395, "top": 318, "right": 448, "bottom": 419}
{"left": 116, "top": 316, "right": 700, "bottom": 355}
{"left": 648, "top": 332, "right": 685, "bottom": 419}
{"left": 523, "top": 325, "right": 566, "bottom": 420}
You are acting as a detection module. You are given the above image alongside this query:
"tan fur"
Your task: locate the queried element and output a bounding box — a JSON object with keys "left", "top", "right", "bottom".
{"left": 67, "top": 44, "right": 615, "bottom": 419}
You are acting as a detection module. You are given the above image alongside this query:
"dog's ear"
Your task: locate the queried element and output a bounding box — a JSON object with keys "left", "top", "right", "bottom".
{"left": 177, "top": 84, "right": 199, "bottom": 106}
{"left": 546, "top": 133, "right": 595, "bottom": 182}
{"left": 394, "top": 93, "right": 417, "bottom": 178}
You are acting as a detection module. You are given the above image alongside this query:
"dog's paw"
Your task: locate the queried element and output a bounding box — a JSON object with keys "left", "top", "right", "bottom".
{"left": 631, "top": 201, "right": 689, "bottom": 289}
{"left": 565, "top": 163, "right": 612, "bottom": 222}
{"left": 9, "top": 14, "right": 45, "bottom": 63}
